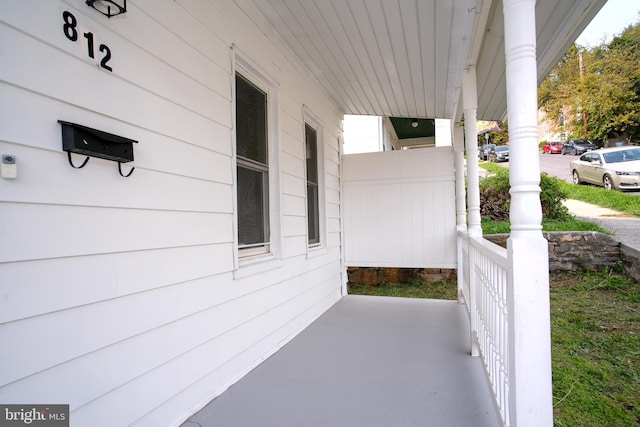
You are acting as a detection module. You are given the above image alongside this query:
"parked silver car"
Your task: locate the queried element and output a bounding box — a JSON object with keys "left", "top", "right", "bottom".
{"left": 488, "top": 145, "right": 509, "bottom": 162}
{"left": 570, "top": 147, "right": 640, "bottom": 190}
{"left": 479, "top": 143, "right": 496, "bottom": 161}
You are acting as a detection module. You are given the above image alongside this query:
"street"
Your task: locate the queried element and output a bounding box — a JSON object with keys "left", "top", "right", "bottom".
{"left": 489, "top": 152, "right": 574, "bottom": 181}
{"left": 538, "top": 152, "right": 574, "bottom": 183}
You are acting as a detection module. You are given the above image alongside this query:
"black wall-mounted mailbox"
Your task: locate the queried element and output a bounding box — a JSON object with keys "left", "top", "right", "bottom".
{"left": 59, "top": 120, "right": 137, "bottom": 163}
{"left": 59, "top": 120, "right": 138, "bottom": 177}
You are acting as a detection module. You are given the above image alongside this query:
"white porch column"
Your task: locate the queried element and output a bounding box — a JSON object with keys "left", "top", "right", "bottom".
{"left": 462, "top": 67, "right": 480, "bottom": 357}
{"left": 453, "top": 123, "right": 467, "bottom": 230}
{"left": 462, "top": 67, "right": 482, "bottom": 237}
{"left": 503, "top": 1, "right": 553, "bottom": 426}
{"left": 453, "top": 123, "right": 467, "bottom": 303}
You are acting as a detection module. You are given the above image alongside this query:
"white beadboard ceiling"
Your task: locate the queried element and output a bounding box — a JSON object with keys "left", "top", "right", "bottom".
{"left": 238, "top": 0, "right": 606, "bottom": 121}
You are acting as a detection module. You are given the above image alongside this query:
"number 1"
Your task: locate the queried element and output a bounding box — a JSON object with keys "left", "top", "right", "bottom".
{"left": 84, "top": 32, "right": 95, "bottom": 58}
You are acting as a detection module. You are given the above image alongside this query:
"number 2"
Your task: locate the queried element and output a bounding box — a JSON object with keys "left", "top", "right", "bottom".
{"left": 99, "top": 45, "right": 112, "bottom": 72}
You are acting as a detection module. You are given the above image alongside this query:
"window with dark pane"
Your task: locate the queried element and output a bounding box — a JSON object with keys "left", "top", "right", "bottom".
{"left": 305, "top": 123, "right": 320, "bottom": 245}
{"left": 236, "top": 73, "right": 269, "bottom": 249}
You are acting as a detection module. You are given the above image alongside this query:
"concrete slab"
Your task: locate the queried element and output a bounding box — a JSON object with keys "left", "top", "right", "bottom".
{"left": 183, "top": 296, "right": 501, "bottom": 427}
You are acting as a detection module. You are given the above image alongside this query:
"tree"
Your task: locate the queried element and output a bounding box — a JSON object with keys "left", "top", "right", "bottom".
{"left": 602, "top": 23, "right": 640, "bottom": 141}
{"left": 488, "top": 121, "right": 509, "bottom": 145}
{"left": 539, "top": 19, "right": 640, "bottom": 143}
{"left": 539, "top": 45, "right": 581, "bottom": 139}
{"left": 478, "top": 121, "right": 509, "bottom": 146}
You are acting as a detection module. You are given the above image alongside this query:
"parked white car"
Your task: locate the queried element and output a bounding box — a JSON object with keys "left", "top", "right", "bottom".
{"left": 570, "top": 147, "right": 640, "bottom": 190}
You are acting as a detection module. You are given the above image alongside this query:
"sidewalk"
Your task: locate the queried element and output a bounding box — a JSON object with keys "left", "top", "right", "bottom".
{"left": 563, "top": 199, "right": 640, "bottom": 251}
{"left": 563, "top": 199, "right": 628, "bottom": 218}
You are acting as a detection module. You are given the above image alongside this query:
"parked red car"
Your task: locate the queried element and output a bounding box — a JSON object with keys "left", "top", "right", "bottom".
{"left": 542, "top": 142, "right": 563, "bottom": 154}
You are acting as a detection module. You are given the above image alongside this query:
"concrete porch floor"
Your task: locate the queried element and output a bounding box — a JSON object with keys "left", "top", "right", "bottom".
{"left": 182, "top": 295, "right": 501, "bottom": 427}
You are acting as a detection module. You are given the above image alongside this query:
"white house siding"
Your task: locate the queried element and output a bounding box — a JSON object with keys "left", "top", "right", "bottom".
{"left": 342, "top": 148, "right": 457, "bottom": 268}
{"left": 0, "top": 1, "right": 343, "bottom": 426}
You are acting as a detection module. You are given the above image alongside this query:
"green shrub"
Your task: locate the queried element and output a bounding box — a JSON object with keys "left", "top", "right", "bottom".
{"left": 480, "top": 169, "right": 571, "bottom": 221}
{"left": 540, "top": 173, "right": 572, "bottom": 220}
{"left": 479, "top": 167, "right": 510, "bottom": 220}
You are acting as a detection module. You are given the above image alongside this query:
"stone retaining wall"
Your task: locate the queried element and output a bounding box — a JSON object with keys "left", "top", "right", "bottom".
{"left": 484, "top": 232, "right": 639, "bottom": 282}
{"left": 348, "top": 232, "right": 640, "bottom": 285}
{"left": 484, "top": 232, "right": 621, "bottom": 272}
{"left": 620, "top": 244, "right": 640, "bottom": 283}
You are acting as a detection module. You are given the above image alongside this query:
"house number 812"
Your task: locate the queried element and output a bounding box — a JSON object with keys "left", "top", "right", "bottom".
{"left": 62, "top": 11, "right": 113, "bottom": 72}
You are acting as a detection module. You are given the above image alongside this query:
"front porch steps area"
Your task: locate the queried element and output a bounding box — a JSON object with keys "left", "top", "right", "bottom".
{"left": 183, "top": 295, "right": 500, "bottom": 427}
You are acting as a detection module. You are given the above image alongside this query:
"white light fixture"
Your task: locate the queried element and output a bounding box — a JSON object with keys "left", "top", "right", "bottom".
{"left": 86, "top": 0, "right": 127, "bottom": 18}
{"left": 411, "top": 120, "right": 419, "bottom": 128}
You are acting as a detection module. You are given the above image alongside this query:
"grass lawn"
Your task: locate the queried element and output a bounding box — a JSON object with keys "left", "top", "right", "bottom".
{"left": 560, "top": 181, "right": 640, "bottom": 217}
{"left": 348, "top": 269, "right": 640, "bottom": 426}
{"left": 347, "top": 279, "right": 457, "bottom": 300}
{"left": 550, "top": 269, "right": 640, "bottom": 426}
{"left": 482, "top": 218, "right": 610, "bottom": 235}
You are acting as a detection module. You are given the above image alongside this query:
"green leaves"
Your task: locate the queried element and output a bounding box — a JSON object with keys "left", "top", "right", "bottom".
{"left": 479, "top": 166, "right": 571, "bottom": 221}
{"left": 539, "top": 20, "right": 640, "bottom": 143}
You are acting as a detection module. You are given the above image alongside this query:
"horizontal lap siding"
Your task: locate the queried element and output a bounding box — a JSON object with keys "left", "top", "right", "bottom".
{"left": 342, "top": 148, "right": 457, "bottom": 268}
{"left": 0, "top": 245, "right": 234, "bottom": 323}
{"left": 0, "top": 1, "right": 343, "bottom": 426}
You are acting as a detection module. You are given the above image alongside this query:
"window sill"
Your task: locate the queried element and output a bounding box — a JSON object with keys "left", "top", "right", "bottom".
{"left": 234, "top": 253, "right": 284, "bottom": 280}
{"left": 306, "top": 245, "right": 327, "bottom": 260}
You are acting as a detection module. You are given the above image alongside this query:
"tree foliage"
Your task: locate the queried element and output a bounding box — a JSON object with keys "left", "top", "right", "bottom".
{"left": 488, "top": 121, "right": 509, "bottom": 146}
{"left": 539, "top": 19, "right": 640, "bottom": 144}
{"left": 477, "top": 121, "right": 509, "bottom": 147}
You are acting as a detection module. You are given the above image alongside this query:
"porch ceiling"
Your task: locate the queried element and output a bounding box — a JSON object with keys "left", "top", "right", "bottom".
{"left": 239, "top": 0, "right": 606, "bottom": 121}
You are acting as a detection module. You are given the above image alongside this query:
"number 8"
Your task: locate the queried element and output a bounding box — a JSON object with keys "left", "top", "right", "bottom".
{"left": 63, "top": 11, "right": 78, "bottom": 42}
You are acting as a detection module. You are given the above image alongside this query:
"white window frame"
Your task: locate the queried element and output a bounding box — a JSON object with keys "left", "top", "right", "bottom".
{"left": 232, "top": 48, "right": 282, "bottom": 277}
{"left": 303, "top": 107, "right": 326, "bottom": 256}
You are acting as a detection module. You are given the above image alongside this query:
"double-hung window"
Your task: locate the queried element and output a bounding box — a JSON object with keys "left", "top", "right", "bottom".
{"left": 236, "top": 73, "right": 269, "bottom": 255}
{"left": 305, "top": 123, "right": 320, "bottom": 246}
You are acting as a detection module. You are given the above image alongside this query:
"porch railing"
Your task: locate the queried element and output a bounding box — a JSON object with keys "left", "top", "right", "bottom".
{"left": 458, "top": 230, "right": 512, "bottom": 427}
